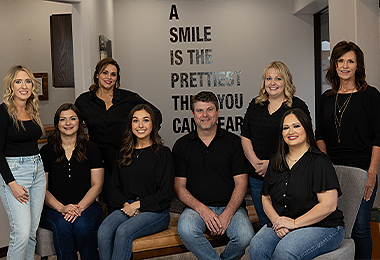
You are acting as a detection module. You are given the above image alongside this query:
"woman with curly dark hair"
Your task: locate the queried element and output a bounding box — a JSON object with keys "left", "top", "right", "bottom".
{"left": 316, "top": 41, "right": 380, "bottom": 259}
{"left": 39, "top": 103, "right": 104, "bottom": 260}
{"left": 98, "top": 104, "right": 174, "bottom": 260}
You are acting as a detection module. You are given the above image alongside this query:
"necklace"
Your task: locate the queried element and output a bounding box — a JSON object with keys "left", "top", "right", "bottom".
{"left": 136, "top": 149, "right": 144, "bottom": 158}
{"left": 334, "top": 90, "right": 353, "bottom": 143}
{"left": 268, "top": 99, "right": 285, "bottom": 114}
{"left": 63, "top": 146, "right": 75, "bottom": 151}
{"left": 286, "top": 155, "right": 298, "bottom": 162}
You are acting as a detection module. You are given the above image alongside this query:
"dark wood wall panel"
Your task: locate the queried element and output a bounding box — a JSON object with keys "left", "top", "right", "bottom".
{"left": 50, "top": 14, "right": 74, "bottom": 88}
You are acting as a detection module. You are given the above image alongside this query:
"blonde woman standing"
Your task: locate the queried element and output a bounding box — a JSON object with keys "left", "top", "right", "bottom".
{"left": 0, "top": 65, "right": 46, "bottom": 260}
{"left": 241, "top": 61, "right": 310, "bottom": 227}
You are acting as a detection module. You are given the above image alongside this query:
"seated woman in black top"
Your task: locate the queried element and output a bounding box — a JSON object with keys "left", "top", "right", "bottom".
{"left": 249, "top": 108, "right": 344, "bottom": 260}
{"left": 97, "top": 104, "right": 175, "bottom": 260}
{"left": 39, "top": 103, "right": 104, "bottom": 260}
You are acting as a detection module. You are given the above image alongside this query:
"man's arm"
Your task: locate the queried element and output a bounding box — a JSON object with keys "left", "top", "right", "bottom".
{"left": 217, "top": 173, "right": 248, "bottom": 235}
{"left": 174, "top": 177, "right": 222, "bottom": 235}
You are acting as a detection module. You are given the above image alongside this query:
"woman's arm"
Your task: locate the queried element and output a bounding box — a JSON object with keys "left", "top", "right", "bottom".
{"left": 262, "top": 194, "right": 290, "bottom": 238}
{"left": 364, "top": 146, "right": 380, "bottom": 200}
{"left": 274, "top": 189, "right": 338, "bottom": 231}
{"left": 0, "top": 107, "right": 16, "bottom": 185}
{"left": 262, "top": 195, "right": 280, "bottom": 224}
{"left": 77, "top": 168, "right": 104, "bottom": 212}
{"left": 316, "top": 140, "right": 327, "bottom": 154}
{"left": 241, "top": 136, "right": 268, "bottom": 177}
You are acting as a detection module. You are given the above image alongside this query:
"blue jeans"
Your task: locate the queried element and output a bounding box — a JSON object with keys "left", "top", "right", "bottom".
{"left": 249, "top": 224, "right": 344, "bottom": 260}
{"left": 97, "top": 208, "right": 170, "bottom": 260}
{"left": 178, "top": 206, "right": 254, "bottom": 260}
{"left": 249, "top": 176, "right": 270, "bottom": 226}
{"left": 352, "top": 177, "right": 378, "bottom": 260}
{"left": 0, "top": 155, "right": 46, "bottom": 260}
{"left": 39, "top": 201, "right": 103, "bottom": 260}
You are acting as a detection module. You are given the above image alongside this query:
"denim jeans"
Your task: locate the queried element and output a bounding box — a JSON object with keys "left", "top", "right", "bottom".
{"left": 0, "top": 155, "right": 46, "bottom": 260}
{"left": 39, "top": 201, "right": 103, "bottom": 260}
{"left": 352, "top": 177, "right": 378, "bottom": 260}
{"left": 97, "top": 208, "right": 170, "bottom": 260}
{"left": 178, "top": 206, "right": 254, "bottom": 260}
{"left": 249, "top": 224, "right": 344, "bottom": 260}
{"left": 249, "top": 176, "right": 270, "bottom": 226}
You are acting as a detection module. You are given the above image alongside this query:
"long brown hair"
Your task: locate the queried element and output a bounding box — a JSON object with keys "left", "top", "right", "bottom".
{"left": 89, "top": 58, "right": 121, "bottom": 92}
{"left": 255, "top": 61, "right": 296, "bottom": 107}
{"left": 325, "top": 41, "right": 367, "bottom": 96}
{"left": 3, "top": 65, "right": 44, "bottom": 132}
{"left": 47, "top": 103, "right": 88, "bottom": 163}
{"left": 272, "top": 108, "right": 317, "bottom": 172}
{"left": 118, "top": 104, "right": 163, "bottom": 167}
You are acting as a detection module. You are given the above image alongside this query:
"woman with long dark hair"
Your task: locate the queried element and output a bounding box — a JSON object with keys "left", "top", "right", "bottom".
{"left": 98, "top": 104, "right": 174, "bottom": 260}
{"left": 249, "top": 108, "right": 344, "bottom": 260}
{"left": 39, "top": 103, "right": 104, "bottom": 260}
{"left": 75, "top": 58, "right": 162, "bottom": 213}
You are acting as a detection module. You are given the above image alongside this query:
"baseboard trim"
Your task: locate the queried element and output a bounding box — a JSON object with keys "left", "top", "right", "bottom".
{"left": 0, "top": 246, "right": 7, "bottom": 258}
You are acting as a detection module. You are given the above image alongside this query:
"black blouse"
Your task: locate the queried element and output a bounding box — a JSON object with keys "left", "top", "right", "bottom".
{"left": 241, "top": 97, "right": 310, "bottom": 180}
{"left": 75, "top": 88, "right": 162, "bottom": 169}
{"left": 0, "top": 103, "right": 42, "bottom": 184}
{"left": 40, "top": 141, "right": 104, "bottom": 205}
{"left": 315, "top": 86, "right": 380, "bottom": 170}
{"left": 262, "top": 147, "right": 344, "bottom": 228}
{"left": 111, "top": 145, "right": 175, "bottom": 213}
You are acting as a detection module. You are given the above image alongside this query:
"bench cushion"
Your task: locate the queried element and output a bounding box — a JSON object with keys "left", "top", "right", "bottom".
{"left": 132, "top": 205, "right": 258, "bottom": 259}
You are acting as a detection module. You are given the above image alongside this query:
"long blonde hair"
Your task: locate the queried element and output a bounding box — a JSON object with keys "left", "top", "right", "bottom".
{"left": 255, "top": 61, "right": 296, "bottom": 107}
{"left": 3, "top": 65, "right": 44, "bottom": 132}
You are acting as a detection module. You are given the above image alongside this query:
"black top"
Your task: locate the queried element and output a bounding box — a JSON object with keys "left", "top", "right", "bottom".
{"left": 262, "top": 147, "right": 344, "bottom": 228}
{"left": 0, "top": 103, "right": 42, "bottom": 184}
{"left": 315, "top": 86, "right": 380, "bottom": 170}
{"left": 111, "top": 145, "right": 175, "bottom": 212}
{"left": 74, "top": 88, "right": 162, "bottom": 169}
{"left": 40, "top": 141, "right": 104, "bottom": 205}
{"left": 241, "top": 97, "right": 310, "bottom": 180}
{"left": 172, "top": 126, "right": 249, "bottom": 207}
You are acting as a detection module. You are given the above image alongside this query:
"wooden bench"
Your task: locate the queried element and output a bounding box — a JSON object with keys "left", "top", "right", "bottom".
{"left": 131, "top": 205, "right": 259, "bottom": 260}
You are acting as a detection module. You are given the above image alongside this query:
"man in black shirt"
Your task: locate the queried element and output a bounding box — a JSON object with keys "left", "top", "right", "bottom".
{"left": 173, "top": 91, "right": 254, "bottom": 260}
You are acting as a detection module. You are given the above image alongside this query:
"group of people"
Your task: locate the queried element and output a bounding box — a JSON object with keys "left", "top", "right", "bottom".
{"left": 0, "top": 40, "right": 378, "bottom": 260}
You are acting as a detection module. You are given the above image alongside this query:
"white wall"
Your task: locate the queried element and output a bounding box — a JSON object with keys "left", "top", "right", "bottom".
{"left": 113, "top": 0, "right": 315, "bottom": 147}
{"left": 72, "top": 0, "right": 115, "bottom": 97}
{"left": 0, "top": 0, "right": 74, "bottom": 126}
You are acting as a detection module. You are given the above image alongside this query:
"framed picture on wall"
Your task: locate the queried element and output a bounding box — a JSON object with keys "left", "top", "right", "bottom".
{"left": 99, "top": 35, "right": 112, "bottom": 59}
{"left": 33, "top": 73, "right": 48, "bottom": 100}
